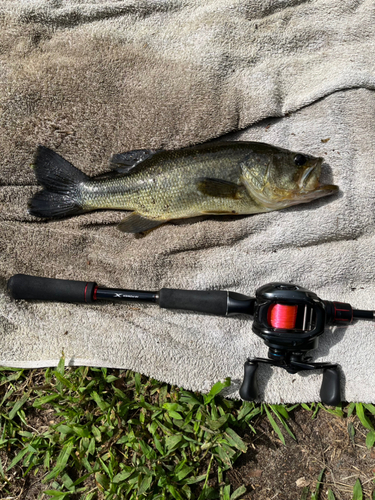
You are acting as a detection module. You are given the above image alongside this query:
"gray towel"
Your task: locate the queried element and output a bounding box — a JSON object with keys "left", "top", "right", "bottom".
{"left": 1, "top": 0, "right": 374, "bottom": 403}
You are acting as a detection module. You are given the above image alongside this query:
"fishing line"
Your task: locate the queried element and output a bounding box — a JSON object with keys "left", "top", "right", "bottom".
{"left": 268, "top": 303, "right": 298, "bottom": 329}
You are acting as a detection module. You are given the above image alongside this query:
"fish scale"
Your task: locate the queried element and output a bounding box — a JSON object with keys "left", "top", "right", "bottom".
{"left": 81, "top": 146, "right": 259, "bottom": 218}
{"left": 28, "top": 142, "right": 338, "bottom": 233}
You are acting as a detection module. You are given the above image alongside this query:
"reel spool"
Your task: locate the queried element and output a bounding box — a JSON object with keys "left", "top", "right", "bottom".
{"left": 268, "top": 303, "right": 298, "bottom": 329}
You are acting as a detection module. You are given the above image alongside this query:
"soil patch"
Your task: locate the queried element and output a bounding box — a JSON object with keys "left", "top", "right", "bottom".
{"left": 228, "top": 407, "right": 375, "bottom": 499}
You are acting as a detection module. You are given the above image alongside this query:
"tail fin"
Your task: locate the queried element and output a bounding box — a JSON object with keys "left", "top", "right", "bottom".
{"left": 28, "top": 146, "right": 89, "bottom": 219}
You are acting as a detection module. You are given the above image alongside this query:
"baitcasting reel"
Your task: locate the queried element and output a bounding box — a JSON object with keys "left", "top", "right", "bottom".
{"left": 7, "top": 275, "right": 374, "bottom": 405}
{"left": 238, "top": 282, "right": 372, "bottom": 406}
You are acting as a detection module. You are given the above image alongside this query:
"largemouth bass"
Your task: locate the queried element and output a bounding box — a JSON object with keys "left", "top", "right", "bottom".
{"left": 28, "top": 142, "right": 338, "bottom": 233}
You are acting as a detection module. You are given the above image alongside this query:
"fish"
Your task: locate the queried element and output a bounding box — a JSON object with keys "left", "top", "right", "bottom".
{"left": 28, "top": 142, "right": 338, "bottom": 233}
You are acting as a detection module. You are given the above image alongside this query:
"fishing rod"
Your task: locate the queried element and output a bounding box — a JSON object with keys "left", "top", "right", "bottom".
{"left": 7, "top": 274, "right": 374, "bottom": 406}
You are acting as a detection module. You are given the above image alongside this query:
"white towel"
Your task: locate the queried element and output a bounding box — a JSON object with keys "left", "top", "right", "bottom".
{"left": 1, "top": 0, "right": 374, "bottom": 402}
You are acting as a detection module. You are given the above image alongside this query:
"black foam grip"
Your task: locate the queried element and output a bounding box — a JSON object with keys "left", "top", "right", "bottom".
{"left": 320, "top": 367, "right": 341, "bottom": 406}
{"left": 159, "top": 288, "right": 228, "bottom": 315}
{"left": 7, "top": 274, "right": 96, "bottom": 304}
{"left": 239, "top": 360, "right": 259, "bottom": 401}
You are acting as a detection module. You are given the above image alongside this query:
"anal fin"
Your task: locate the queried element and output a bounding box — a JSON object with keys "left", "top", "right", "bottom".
{"left": 117, "top": 212, "right": 167, "bottom": 234}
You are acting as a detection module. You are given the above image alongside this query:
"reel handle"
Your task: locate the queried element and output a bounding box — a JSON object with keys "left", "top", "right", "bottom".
{"left": 320, "top": 367, "right": 341, "bottom": 406}
{"left": 239, "top": 360, "right": 259, "bottom": 401}
{"left": 7, "top": 274, "right": 96, "bottom": 304}
{"left": 238, "top": 359, "right": 342, "bottom": 406}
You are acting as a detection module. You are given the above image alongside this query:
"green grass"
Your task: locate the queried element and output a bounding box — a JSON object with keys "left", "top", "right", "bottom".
{"left": 0, "top": 357, "right": 257, "bottom": 499}
{"left": 0, "top": 358, "right": 374, "bottom": 499}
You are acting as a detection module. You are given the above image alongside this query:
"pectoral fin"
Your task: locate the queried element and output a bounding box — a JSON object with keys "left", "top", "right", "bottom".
{"left": 197, "top": 178, "right": 244, "bottom": 199}
{"left": 117, "top": 212, "right": 167, "bottom": 233}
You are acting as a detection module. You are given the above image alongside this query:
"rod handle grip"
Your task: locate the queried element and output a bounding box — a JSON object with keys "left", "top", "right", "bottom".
{"left": 7, "top": 274, "right": 96, "bottom": 304}
{"left": 158, "top": 288, "right": 228, "bottom": 315}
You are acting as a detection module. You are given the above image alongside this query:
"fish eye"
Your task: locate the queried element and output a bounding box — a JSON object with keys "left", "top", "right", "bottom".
{"left": 294, "top": 154, "right": 307, "bottom": 166}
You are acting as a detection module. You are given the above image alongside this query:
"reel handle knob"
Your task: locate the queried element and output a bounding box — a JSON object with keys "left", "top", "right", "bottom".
{"left": 320, "top": 367, "right": 341, "bottom": 406}
{"left": 239, "top": 360, "right": 259, "bottom": 401}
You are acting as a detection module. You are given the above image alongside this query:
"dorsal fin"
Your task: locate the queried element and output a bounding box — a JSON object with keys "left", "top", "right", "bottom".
{"left": 109, "top": 149, "right": 160, "bottom": 173}
{"left": 93, "top": 149, "right": 161, "bottom": 179}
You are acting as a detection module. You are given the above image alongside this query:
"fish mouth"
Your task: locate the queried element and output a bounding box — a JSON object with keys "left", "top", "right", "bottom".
{"left": 315, "top": 183, "right": 339, "bottom": 193}
{"left": 298, "top": 158, "right": 338, "bottom": 201}
{"left": 279, "top": 182, "right": 338, "bottom": 208}
{"left": 299, "top": 183, "right": 339, "bottom": 203}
